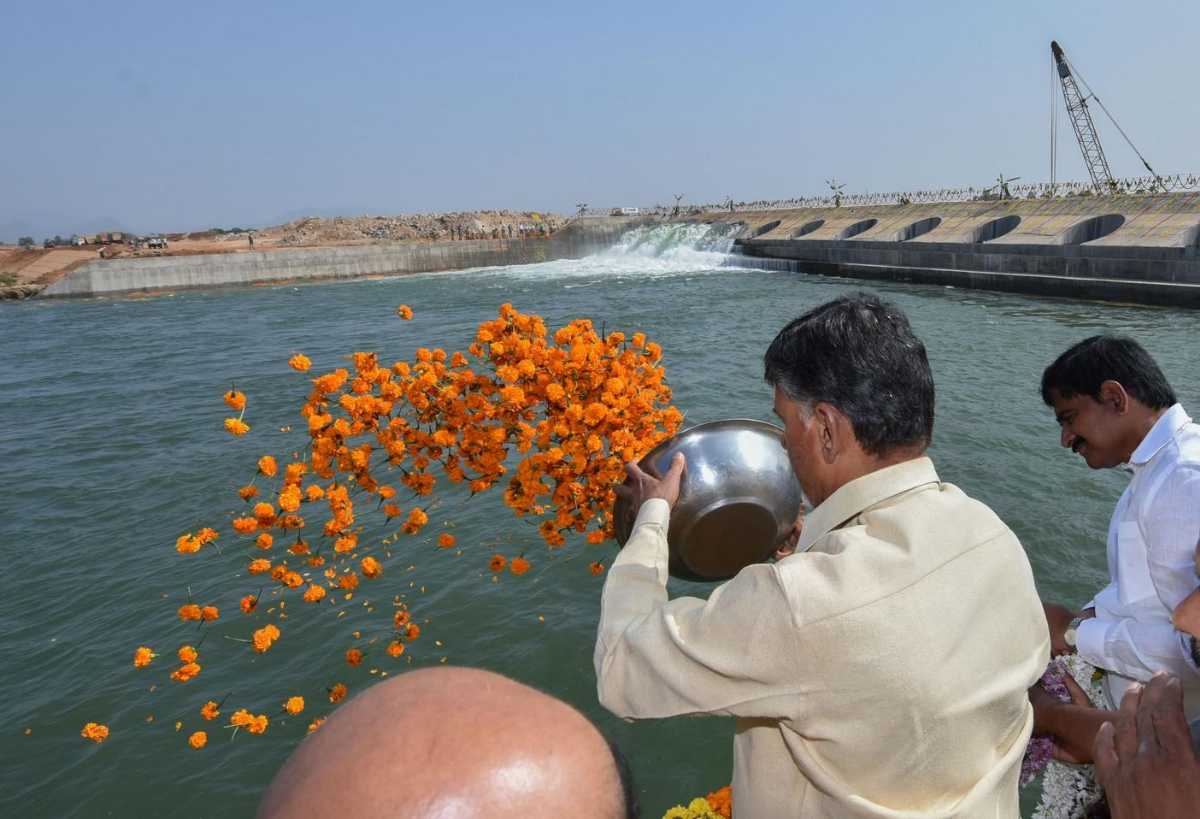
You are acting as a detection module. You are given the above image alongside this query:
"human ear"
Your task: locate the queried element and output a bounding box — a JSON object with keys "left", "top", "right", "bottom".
{"left": 1098, "top": 380, "right": 1128, "bottom": 414}
{"left": 813, "top": 403, "right": 839, "bottom": 462}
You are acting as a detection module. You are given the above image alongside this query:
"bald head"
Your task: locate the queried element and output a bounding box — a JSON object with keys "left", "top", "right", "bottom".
{"left": 258, "top": 667, "right": 631, "bottom": 819}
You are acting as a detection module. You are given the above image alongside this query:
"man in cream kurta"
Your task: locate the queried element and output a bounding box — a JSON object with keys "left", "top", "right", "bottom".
{"left": 594, "top": 293, "right": 1050, "bottom": 818}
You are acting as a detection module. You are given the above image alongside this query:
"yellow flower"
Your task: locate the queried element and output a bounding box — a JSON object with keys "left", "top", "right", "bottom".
{"left": 284, "top": 696, "right": 304, "bottom": 716}
{"left": 80, "top": 722, "right": 109, "bottom": 743}
{"left": 224, "top": 418, "right": 250, "bottom": 436}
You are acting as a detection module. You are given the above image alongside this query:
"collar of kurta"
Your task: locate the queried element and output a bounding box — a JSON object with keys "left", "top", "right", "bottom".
{"left": 796, "top": 456, "right": 940, "bottom": 553}
{"left": 1127, "top": 403, "right": 1191, "bottom": 469}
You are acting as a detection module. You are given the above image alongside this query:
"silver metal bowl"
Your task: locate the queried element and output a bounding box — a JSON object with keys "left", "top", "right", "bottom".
{"left": 614, "top": 418, "right": 804, "bottom": 581}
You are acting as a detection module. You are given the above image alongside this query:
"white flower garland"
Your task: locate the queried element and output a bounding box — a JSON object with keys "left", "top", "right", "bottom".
{"left": 1030, "top": 654, "right": 1108, "bottom": 819}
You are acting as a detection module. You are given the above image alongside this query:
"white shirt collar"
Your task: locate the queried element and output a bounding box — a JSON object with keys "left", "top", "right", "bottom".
{"left": 1128, "top": 403, "right": 1192, "bottom": 467}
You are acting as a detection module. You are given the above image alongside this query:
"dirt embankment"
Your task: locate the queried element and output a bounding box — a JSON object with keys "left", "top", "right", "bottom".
{"left": 1, "top": 210, "right": 567, "bottom": 297}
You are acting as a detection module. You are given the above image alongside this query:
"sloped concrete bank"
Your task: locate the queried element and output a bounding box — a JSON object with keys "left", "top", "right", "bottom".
{"left": 715, "top": 193, "right": 1200, "bottom": 308}
{"left": 40, "top": 218, "right": 634, "bottom": 298}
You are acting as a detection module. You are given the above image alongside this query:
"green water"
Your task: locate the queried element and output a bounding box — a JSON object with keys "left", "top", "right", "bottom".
{"left": 2, "top": 235, "right": 1197, "bottom": 817}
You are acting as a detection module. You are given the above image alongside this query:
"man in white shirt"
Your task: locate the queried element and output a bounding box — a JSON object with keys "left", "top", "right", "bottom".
{"left": 1034, "top": 335, "right": 1200, "bottom": 762}
{"left": 596, "top": 293, "right": 1049, "bottom": 817}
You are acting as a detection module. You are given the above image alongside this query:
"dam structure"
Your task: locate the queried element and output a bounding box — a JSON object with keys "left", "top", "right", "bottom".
{"left": 38, "top": 218, "right": 636, "bottom": 298}
{"left": 708, "top": 191, "right": 1200, "bottom": 308}
{"left": 33, "top": 191, "right": 1200, "bottom": 309}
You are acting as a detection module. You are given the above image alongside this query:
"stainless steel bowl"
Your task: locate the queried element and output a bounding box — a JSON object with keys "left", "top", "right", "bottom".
{"left": 614, "top": 418, "right": 804, "bottom": 581}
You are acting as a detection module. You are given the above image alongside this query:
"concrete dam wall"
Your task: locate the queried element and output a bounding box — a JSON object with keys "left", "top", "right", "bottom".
{"left": 40, "top": 218, "right": 635, "bottom": 298}
{"left": 714, "top": 192, "right": 1200, "bottom": 307}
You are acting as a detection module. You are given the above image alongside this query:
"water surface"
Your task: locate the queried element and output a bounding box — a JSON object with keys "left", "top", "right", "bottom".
{"left": 2, "top": 226, "right": 1197, "bottom": 817}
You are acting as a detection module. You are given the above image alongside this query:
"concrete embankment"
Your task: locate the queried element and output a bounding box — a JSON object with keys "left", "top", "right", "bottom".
{"left": 39, "top": 218, "right": 634, "bottom": 298}
{"left": 714, "top": 193, "right": 1200, "bottom": 308}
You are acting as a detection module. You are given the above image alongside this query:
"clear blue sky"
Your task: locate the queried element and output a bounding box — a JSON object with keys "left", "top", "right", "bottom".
{"left": 2, "top": 0, "right": 1196, "bottom": 238}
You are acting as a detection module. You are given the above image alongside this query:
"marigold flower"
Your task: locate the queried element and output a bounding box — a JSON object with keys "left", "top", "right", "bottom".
{"left": 253, "top": 502, "right": 276, "bottom": 522}
{"left": 258, "top": 455, "right": 278, "bottom": 477}
{"left": 200, "top": 606, "right": 219, "bottom": 622}
{"left": 281, "top": 570, "right": 304, "bottom": 589}
{"left": 705, "top": 786, "right": 732, "bottom": 818}
{"left": 223, "top": 390, "right": 246, "bottom": 411}
{"left": 81, "top": 722, "right": 109, "bottom": 743}
{"left": 488, "top": 554, "right": 507, "bottom": 572}
{"left": 233, "top": 516, "right": 258, "bottom": 534}
{"left": 224, "top": 417, "right": 250, "bottom": 436}
{"left": 586, "top": 530, "right": 606, "bottom": 545}
{"left": 302, "top": 584, "right": 327, "bottom": 603}
{"left": 178, "top": 645, "right": 198, "bottom": 663}
{"left": 175, "top": 533, "right": 200, "bottom": 554}
{"left": 240, "top": 595, "right": 258, "bottom": 614}
{"left": 255, "top": 532, "right": 274, "bottom": 550}
{"left": 437, "top": 532, "right": 456, "bottom": 549}
{"left": 405, "top": 623, "right": 421, "bottom": 641}
{"left": 284, "top": 696, "right": 304, "bottom": 716}
{"left": 402, "top": 507, "right": 428, "bottom": 535}
{"left": 288, "top": 353, "right": 312, "bottom": 372}
{"left": 253, "top": 623, "right": 281, "bottom": 653}
{"left": 345, "top": 648, "right": 364, "bottom": 667}
{"left": 248, "top": 558, "right": 272, "bottom": 574}
{"left": 396, "top": 304, "right": 414, "bottom": 320}
{"left": 178, "top": 604, "right": 202, "bottom": 621}
{"left": 510, "top": 556, "right": 531, "bottom": 576}
{"left": 200, "top": 701, "right": 220, "bottom": 721}
{"left": 589, "top": 561, "right": 605, "bottom": 576}
{"left": 328, "top": 683, "right": 348, "bottom": 703}
{"left": 238, "top": 484, "right": 259, "bottom": 500}
{"left": 188, "top": 730, "right": 207, "bottom": 749}
{"left": 133, "top": 646, "right": 155, "bottom": 668}
{"left": 360, "top": 556, "right": 383, "bottom": 579}
{"left": 387, "top": 640, "right": 406, "bottom": 658}
{"left": 307, "top": 717, "right": 326, "bottom": 733}
{"left": 171, "top": 662, "right": 201, "bottom": 683}
{"left": 248, "top": 715, "right": 269, "bottom": 734}
{"left": 305, "top": 484, "right": 325, "bottom": 501}
{"left": 393, "top": 610, "right": 410, "bottom": 628}
{"left": 278, "top": 484, "right": 301, "bottom": 512}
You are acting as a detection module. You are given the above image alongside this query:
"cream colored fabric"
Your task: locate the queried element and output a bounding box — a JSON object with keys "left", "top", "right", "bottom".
{"left": 595, "top": 457, "right": 1050, "bottom": 818}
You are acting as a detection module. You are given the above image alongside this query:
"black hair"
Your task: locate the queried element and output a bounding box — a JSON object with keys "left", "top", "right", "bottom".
{"left": 763, "top": 292, "right": 935, "bottom": 456}
{"left": 1041, "top": 335, "right": 1176, "bottom": 409}
{"left": 607, "top": 738, "right": 640, "bottom": 819}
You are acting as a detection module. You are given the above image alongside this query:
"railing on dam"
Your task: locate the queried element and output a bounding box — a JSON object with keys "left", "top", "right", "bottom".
{"left": 581, "top": 173, "right": 1200, "bottom": 217}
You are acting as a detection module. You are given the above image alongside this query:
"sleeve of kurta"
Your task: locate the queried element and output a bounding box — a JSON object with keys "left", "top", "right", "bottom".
{"left": 593, "top": 499, "right": 803, "bottom": 720}
{"left": 1075, "top": 466, "right": 1200, "bottom": 681}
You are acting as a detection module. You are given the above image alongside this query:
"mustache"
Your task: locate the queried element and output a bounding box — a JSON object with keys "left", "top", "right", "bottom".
{"left": 1071, "top": 438, "right": 1087, "bottom": 454}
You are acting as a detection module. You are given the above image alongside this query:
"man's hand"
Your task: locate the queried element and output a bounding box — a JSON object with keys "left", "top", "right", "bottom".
{"left": 1094, "top": 672, "right": 1200, "bottom": 818}
{"left": 615, "top": 453, "right": 686, "bottom": 526}
{"left": 773, "top": 510, "right": 805, "bottom": 561}
{"left": 1044, "top": 602, "right": 1078, "bottom": 656}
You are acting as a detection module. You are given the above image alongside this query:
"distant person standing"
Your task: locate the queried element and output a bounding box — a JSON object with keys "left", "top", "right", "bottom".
{"left": 248, "top": 232, "right": 255, "bottom": 249}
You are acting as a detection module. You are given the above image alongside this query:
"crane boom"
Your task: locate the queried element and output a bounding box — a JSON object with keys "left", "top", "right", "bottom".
{"left": 1050, "top": 40, "right": 1116, "bottom": 192}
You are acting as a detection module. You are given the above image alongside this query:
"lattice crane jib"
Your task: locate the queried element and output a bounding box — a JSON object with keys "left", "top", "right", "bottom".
{"left": 1051, "top": 41, "right": 1116, "bottom": 192}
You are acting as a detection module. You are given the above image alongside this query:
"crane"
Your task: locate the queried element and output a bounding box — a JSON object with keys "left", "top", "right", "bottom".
{"left": 1049, "top": 40, "right": 1166, "bottom": 193}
